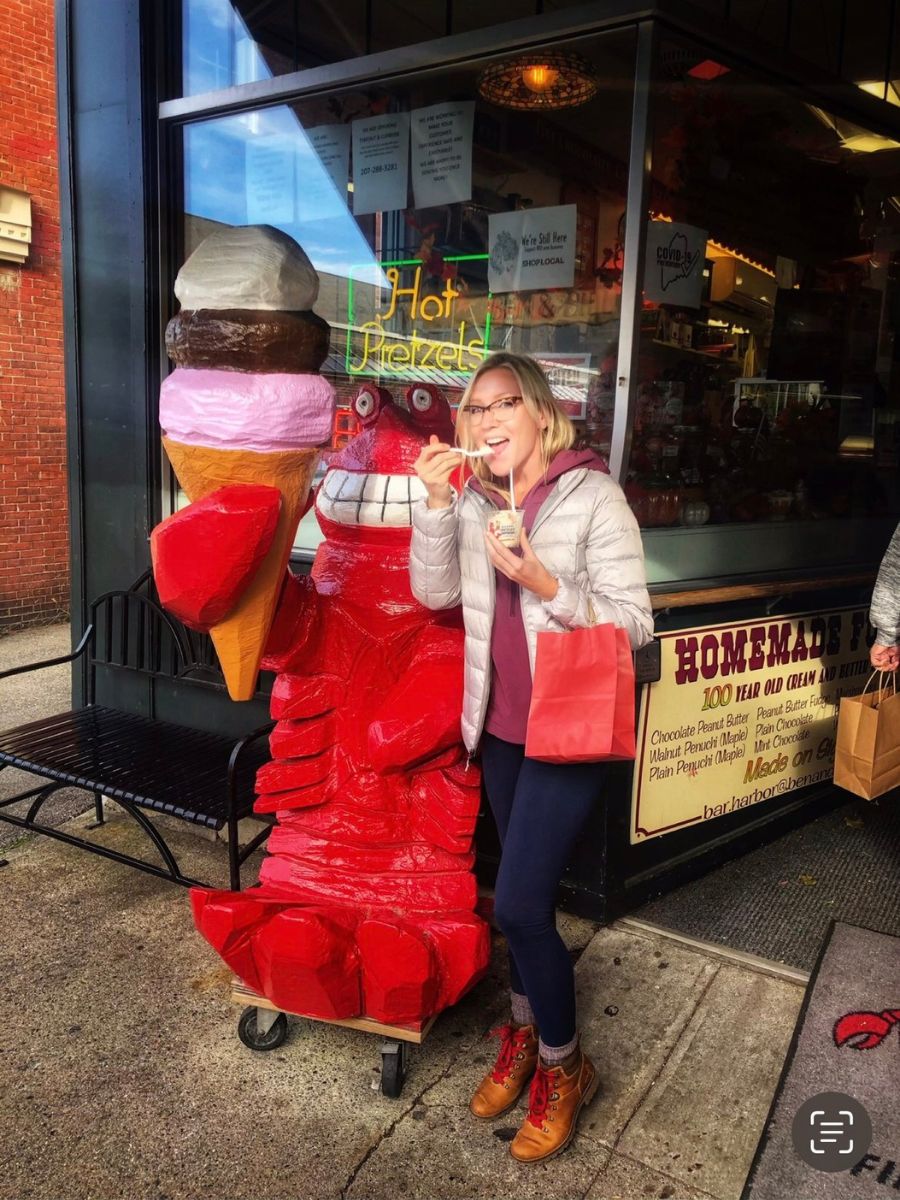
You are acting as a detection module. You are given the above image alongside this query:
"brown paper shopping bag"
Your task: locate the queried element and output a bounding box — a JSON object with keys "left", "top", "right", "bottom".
{"left": 833, "top": 672, "right": 900, "bottom": 800}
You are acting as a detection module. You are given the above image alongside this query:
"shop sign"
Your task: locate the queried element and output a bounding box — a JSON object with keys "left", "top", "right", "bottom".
{"left": 345, "top": 255, "right": 491, "bottom": 378}
{"left": 643, "top": 220, "right": 707, "bottom": 308}
{"left": 487, "top": 205, "right": 577, "bottom": 293}
{"left": 630, "top": 608, "right": 874, "bottom": 843}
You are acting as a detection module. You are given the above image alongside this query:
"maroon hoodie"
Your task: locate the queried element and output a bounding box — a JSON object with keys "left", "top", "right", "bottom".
{"left": 468, "top": 448, "right": 609, "bottom": 745}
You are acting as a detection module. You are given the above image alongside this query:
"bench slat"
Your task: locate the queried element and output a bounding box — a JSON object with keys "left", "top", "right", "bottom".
{"left": 0, "top": 706, "right": 269, "bottom": 829}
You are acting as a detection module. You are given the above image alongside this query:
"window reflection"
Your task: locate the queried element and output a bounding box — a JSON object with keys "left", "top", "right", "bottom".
{"left": 180, "top": 0, "right": 900, "bottom": 117}
{"left": 184, "top": 111, "right": 386, "bottom": 285}
{"left": 182, "top": 0, "right": 369, "bottom": 95}
{"left": 183, "top": 0, "right": 275, "bottom": 95}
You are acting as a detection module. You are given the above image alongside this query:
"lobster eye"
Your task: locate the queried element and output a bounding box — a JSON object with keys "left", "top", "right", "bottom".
{"left": 410, "top": 387, "right": 433, "bottom": 413}
{"left": 354, "top": 389, "right": 377, "bottom": 419}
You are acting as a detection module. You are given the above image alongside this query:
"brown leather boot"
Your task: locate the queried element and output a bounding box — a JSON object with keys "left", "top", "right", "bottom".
{"left": 469, "top": 1023, "right": 539, "bottom": 1120}
{"left": 509, "top": 1047, "right": 600, "bottom": 1162}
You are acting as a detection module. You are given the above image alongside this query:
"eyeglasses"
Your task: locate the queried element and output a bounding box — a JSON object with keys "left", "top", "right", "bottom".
{"left": 463, "top": 396, "right": 522, "bottom": 423}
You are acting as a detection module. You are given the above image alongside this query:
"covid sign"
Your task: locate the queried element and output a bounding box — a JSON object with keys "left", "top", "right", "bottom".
{"left": 630, "top": 608, "right": 875, "bottom": 843}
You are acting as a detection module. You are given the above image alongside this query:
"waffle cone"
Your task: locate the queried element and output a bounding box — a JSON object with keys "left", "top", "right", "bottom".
{"left": 163, "top": 437, "right": 319, "bottom": 700}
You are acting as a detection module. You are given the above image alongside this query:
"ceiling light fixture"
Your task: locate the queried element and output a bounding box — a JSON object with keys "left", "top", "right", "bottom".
{"left": 807, "top": 104, "right": 900, "bottom": 153}
{"left": 521, "top": 64, "right": 560, "bottom": 93}
{"left": 478, "top": 52, "right": 598, "bottom": 111}
{"left": 855, "top": 80, "right": 900, "bottom": 107}
{"left": 687, "top": 59, "right": 730, "bottom": 81}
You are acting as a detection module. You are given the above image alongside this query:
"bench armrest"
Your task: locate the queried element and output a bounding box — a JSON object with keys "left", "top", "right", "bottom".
{"left": 0, "top": 626, "right": 93, "bottom": 681}
{"left": 226, "top": 722, "right": 276, "bottom": 807}
{"left": 225, "top": 722, "right": 276, "bottom": 890}
{"left": 227, "top": 722, "right": 275, "bottom": 770}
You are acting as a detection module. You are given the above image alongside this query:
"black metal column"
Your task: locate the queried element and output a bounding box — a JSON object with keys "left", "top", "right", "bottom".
{"left": 609, "top": 18, "right": 657, "bottom": 484}
{"left": 57, "top": 0, "right": 161, "bottom": 712}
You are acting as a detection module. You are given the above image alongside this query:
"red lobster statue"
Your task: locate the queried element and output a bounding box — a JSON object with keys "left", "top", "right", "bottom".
{"left": 191, "top": 383, "right": 490, "bottom": 1024}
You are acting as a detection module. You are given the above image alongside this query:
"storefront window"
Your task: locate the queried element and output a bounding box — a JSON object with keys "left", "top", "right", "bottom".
{"left": 625, "top": 38, "right": 900, "bottom": 531}
{"left": 173, "top": 31, "right": 636, "bottom": 554}
{"left": 179, "top": 1, "right": 900, "bottom": 120}
{"left": 182, "top": 0, "right": 370, "bottom": 94}
{"left": 664, "top": 0, "right": 899, "bottom": 92}
{"left": 181, "top": 0, "right": 543, "bottom": 96}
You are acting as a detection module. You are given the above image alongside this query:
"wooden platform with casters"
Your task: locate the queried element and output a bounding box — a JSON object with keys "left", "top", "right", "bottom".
{"left": 231, "top": 977, "right": 438, "bottom": 1097}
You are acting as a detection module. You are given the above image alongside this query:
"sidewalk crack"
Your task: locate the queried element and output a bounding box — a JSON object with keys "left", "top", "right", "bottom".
{"left": 612, "top": 961, "right": 722, "bottom": 1153}
{"left": 339, "top": 1051, "right": 461, "bottom": 1199}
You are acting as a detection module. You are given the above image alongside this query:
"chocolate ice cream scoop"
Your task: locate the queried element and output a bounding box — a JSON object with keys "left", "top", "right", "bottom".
{"left": 166, "top": 308, "right": 330, "bottom": 374}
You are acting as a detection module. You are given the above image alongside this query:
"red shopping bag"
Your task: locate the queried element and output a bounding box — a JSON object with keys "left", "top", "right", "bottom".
{"left": 524, "top": 623, "right": 636, "bottom": 763}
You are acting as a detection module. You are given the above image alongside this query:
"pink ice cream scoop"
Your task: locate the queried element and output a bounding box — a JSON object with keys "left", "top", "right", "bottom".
{"left": 160, "top": 366, "right": 335, "bottom": 452}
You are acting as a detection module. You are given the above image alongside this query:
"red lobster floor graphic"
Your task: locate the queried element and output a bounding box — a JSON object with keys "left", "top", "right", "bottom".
{"left": 834, "top": 1009, "right": 900, "bottom": 1051}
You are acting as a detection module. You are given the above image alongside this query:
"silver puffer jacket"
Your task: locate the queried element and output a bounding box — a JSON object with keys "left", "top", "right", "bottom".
{"left": 408, "top": 467, "right": 654, "bottom": 753}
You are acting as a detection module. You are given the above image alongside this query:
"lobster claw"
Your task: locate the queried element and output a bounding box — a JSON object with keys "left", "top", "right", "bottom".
{"left": 833, "top": 1010, "right": 895, "bottom": 1050}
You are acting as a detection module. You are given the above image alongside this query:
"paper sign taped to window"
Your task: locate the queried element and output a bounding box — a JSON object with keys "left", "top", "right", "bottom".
{"left": 352, "top": 113, "right": 410, "bottom": 216}
{"left": 644, "top": 220, "right": 708, "bottom": 307}
{"left": 487, "top": 205, "right": 577, "bottom": 293}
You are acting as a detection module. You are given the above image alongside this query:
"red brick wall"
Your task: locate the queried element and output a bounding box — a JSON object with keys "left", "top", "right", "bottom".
{"left": 0, "top": 0, "right": 67, "bottom": 630}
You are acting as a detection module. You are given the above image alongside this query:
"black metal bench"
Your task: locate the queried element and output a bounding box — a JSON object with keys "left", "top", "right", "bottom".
{"left": 0, "top": 571, "right": 273, "bottom": 889}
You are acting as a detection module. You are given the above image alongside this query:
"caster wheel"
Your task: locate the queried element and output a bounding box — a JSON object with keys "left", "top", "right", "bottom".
{"left": 380, "top": 1039, "right": 409, "bottom": 1098}
{"left": 238, "top": 1005, "right": 288, "bottom": 1051}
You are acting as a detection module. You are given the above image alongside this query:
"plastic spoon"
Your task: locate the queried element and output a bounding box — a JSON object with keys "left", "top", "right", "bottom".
{"left": 452, "top": 446, "right": 493, "bottom": 458}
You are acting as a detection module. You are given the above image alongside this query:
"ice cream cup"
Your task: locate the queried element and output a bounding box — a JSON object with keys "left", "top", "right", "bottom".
{"left": 488, "top": 509, "right": 524, "bottom": 549}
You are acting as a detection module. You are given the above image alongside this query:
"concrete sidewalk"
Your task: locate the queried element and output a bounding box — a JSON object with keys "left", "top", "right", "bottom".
{"left": 0, "top": 627, "right": 808, "bottom": 1200}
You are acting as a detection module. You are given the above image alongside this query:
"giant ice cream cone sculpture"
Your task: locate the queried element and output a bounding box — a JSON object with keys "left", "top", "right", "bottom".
{"left": 153, "top": 226, "right": 335, "bottom": 699}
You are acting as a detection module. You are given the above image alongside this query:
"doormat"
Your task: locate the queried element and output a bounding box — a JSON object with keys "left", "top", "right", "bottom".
{"left": 742, "top": 921, "right": 900, "bottom": 1198}
{"left": 631, "top": 794, "right": 900, "bottom": 971}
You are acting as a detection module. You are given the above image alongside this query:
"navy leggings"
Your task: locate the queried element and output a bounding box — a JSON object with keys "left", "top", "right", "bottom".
{"left": 480, "top": 732, "right": 603, "bottom": 1047}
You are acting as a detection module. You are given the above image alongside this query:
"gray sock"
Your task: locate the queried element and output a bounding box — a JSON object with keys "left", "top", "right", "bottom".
{"left": 539, "top": 1033, "right": 579, "bottom": 1066}
{"left": 510, "top": 990, "right": 535, "bottom": 1027}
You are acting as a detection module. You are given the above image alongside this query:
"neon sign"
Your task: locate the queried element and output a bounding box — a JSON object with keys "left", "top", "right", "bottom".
{"left": 345, "top": 254, "right": 492, "bottom": 378}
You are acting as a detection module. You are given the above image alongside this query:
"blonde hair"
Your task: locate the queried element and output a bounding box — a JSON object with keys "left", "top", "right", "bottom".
{"left": 455, "top": 352, "right": 575, "bottom": 499}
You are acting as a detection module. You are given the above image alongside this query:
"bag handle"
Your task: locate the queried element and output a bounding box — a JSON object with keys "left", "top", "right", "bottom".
{"left": 862, "top": 669, "right": 898, "bottom": 704}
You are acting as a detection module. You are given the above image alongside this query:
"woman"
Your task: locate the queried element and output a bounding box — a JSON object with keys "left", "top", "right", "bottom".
{"left": 870, "top": 520, "right": 900, "bottom": 672}
{"left": 409, "top": 351, "right": 653, "bottom": 1164}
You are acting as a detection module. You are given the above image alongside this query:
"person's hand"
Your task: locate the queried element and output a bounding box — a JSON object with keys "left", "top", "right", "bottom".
{"left": 485, "top": 528, "right": 559, "bottom": 601}
{"left": 414, "top": 434, "right": 459, "bottom": 509}
{"left": 870, "top": 642, "right": 900, "bottom": 672}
